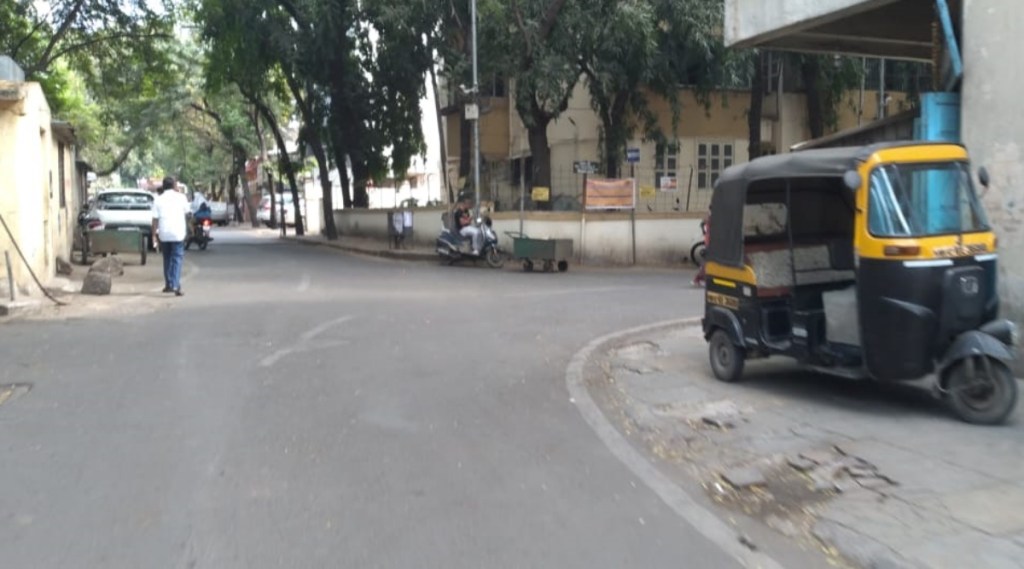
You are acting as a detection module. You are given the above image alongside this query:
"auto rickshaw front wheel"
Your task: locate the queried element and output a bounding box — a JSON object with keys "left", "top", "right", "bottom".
{"left": 944, "top": 357, "right": 1018, "bottom": 425}
{"left": 709, "top": 330, "right": 745, "bottom": 383}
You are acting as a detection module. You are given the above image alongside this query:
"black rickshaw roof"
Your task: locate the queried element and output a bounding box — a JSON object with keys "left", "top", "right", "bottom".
{"left": 716, "top": 141, "right": 964, "bottom": 188}
{"left": 705, "top": 141, "right": 965, "bottom": 268}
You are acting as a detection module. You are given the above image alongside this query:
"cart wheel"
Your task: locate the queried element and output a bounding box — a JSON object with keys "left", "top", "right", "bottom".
{"left": 543, "top": 260, "right": 554, "bottom": 272}
{"left": 557, "top": 260, "right": 569, "bottom": 272}
{"left": 945, "top": 357, "right": 1017, "bottom": 425}
{"left": 690, "top": 242, "right": 706, "bottom": 267}
{"left": 709, "top": 330, "right": 745, "bottom": 383}
{"left": 522, "top": 260, "right": 534, "bottom": 272}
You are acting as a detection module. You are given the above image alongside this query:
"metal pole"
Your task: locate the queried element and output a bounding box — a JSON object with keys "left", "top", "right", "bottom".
{"left": 630, "top": 179, "right": 637, "bottom": 266}
{"left": 471, "top": 0, "right": 481, "bottom": 219}
{"left": 630, "top": 162, "right": 637, "bottom": 265}
{"left": 4, "top": 251, "right": 14, "bottom": 301}
{"left": 519, "top": 157, "right": 525, "bottom": 236}
{"left": 878, "top": 58, "right": 887, "bottom": 120}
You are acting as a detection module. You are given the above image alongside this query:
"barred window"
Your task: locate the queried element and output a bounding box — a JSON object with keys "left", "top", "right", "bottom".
{"left": 655, "top": 142, "right": 678, "bottom": 189}
{"left": 697, "top": 142, "right": 733, "bottom": 190}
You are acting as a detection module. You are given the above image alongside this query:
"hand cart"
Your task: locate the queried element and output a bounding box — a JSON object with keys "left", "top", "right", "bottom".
{"left": 506, "top": 232, "right": 572, "bottom": 273}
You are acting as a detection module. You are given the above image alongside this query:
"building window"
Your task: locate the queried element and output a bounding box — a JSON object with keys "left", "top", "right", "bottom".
{"left": 484, "top": 76, "right": 506, "bottom": 98}
{"left": 655, "top": 143, "right": 678, "bottom": 189}
{"left": 510, "top": 156, "right": 533, "bottom": 186}
{"left": 58, "top": 143, "right": 67, "bottom": 208}
{"left": 697, "top": 142, "right": 733, "bottom": 190}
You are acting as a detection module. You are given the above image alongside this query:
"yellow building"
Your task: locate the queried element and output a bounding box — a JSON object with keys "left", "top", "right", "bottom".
{"left": 0, "top": 80, "right": 82, "bottom": 302}
{"left": 443, "top": 76, "right": 905, "bottom": 213}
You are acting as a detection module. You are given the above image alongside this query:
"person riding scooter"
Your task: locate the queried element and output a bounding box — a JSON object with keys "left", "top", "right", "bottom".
{"left": 453, "top": 196, "right": 482, "bottom": 255}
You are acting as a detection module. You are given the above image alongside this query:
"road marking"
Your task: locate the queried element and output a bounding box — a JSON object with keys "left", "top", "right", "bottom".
{"left": 260, "top": 316, "right": 354, "bottom": 368}
{"left": 259, "top": 340, "right": 351, "bottom": 368}
{"left": 297, "top": 272, "right": 312, "bottom": 292}
{"left": 504, "top": 286, "right": 646, "bottom": 299}
{"left": 300, "top": 315, "right": 353, "bottom": 342}
{"left": 565, "top": 318, "right": 784, "bottom": 569}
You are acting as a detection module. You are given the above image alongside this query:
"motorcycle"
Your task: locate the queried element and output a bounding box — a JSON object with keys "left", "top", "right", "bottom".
{"left": 186, "top": 214, "right": 213, "bottom": 251}
{"left": 436, "top": 215, "right": 504, "bottom": 268}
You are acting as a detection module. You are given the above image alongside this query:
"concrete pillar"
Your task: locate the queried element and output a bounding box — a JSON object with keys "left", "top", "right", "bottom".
{"left": 962, "top": 0, "right": 1024, "bottom": 373}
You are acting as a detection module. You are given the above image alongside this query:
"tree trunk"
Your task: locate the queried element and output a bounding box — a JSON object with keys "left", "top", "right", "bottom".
{"left": 253, "top": 112, "right": 277, "bottom": 228}
{"left": 234, "top": 149, "right": 258, "bottom": 228}
{"left": 458, "top": 114, "right": 472, "bottom": 188}
{"left": 429, "top": 62, "right": 450, "bottom": 205}
{"left": 600, "top": 91, "right": 630, "bottom": 179}
{"left": 527, "top": 122, "right": 551, "bottom": 210}
{"left": 284, "top": 74, "right": 337, "bottom": 238}
{"left": 227, "top": 176, "right": 240, "bottom": 222}
{"left": 256, "top": 98, "right": 305, "bottom": 235}
{"left": 352, "top": 161, "right": 370, "bottom": 209}
{"left": 308, "top": 133, "right": 338, "bottom": 239}
{"left": 327, "top": 99, "right": 353, "bottom": 209}
{"left": 748, "top": 51, "right": 767, "bottom": 161}
{"left": 802, "top": 56, "right": 825, "bottom": 140}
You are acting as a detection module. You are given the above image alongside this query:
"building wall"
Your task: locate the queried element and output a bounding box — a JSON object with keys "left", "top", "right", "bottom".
{"left": 962, "top": 0, "right": 1024, "bottom": 372}
{"left": 0, "top": 81, "right": 77, "bottom": 299}
{"left": 333, "top": 207, "right": 703, "bottom": 265}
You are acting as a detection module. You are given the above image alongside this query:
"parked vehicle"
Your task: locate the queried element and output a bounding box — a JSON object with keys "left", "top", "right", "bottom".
{"left": 209, "top": 202, "right": 230, "bottom": 226}
{"left": 83, "top": 189, "right": 156, "bottom": 250}
{"left": 702, "top": 141, "right": 1018, "bottom": 425}
{"left": 436, "top": 214, "right": 504, "bottom": 268}
{"left": 258, "top": 194, "right": 302, "bottom": 227}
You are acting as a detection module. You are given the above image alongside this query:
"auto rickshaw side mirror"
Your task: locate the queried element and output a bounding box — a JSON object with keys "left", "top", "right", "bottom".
{"left": 978, "top": 166, "right": 991, "bottom": 188}
{"left": 843, "top": 170, "right": 862, "bottom": 192}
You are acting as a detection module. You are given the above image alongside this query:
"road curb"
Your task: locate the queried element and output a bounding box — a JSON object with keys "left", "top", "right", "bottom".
{"left": 282, "top": 236, "right": 438, "bottom": 263}
{"left": 565, "top": 317, "right": 785, "bottom": 569}
{"left": 0, "top": 299, "right": 44, "bottom": 318}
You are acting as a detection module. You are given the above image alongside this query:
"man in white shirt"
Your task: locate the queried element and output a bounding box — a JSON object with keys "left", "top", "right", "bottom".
{"left": 151, "top": 177, "right": 191, "bottom": 296}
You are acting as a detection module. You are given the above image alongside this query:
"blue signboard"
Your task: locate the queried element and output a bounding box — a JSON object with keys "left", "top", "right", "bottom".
{"left": 626, "top": 148, "right": 640, "bottom": 164}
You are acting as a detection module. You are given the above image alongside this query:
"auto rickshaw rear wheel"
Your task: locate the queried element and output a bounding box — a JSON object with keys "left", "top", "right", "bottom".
{"left": 945, "top": 357, "right": 1017, "bottom": 425}
{"left": 709, "top": 330, "right": 745, "bottom": 383}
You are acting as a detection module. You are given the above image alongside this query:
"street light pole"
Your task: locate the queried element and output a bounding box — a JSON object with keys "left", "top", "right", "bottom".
{"left": 470, "top": 0, "right": 481, "bottom": 218}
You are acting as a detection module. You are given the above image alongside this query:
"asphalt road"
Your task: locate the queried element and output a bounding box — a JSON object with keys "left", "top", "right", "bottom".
{"left": 0, "top": 230, "right": 748, "bottom": 569}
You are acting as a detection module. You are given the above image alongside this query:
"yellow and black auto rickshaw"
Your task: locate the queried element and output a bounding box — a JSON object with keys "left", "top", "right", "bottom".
{"left": 702, "top": 141, "right": 1019, "bottom": 424}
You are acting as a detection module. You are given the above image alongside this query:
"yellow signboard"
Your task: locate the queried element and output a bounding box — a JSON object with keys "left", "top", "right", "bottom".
{"left": 639, "top": 186, "right": 657, "bottom": 199}
{"left": 531, "top": 186, "right": 551, "bottom": 202}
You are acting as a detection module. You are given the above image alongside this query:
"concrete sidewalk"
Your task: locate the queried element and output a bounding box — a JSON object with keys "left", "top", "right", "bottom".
{"left": 2, "top": 252, "right": 185, "bottom": 322}
{"left": 585, "top": 321, "right": 1024, "bottom": 569}
{"left": 282, "top": 234, "right": 437, "bottom": 263}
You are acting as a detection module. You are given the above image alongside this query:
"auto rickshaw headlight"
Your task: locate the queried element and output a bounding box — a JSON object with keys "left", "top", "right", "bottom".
{"left": 980, "top": 320, "right": 1019, "bottom": 347}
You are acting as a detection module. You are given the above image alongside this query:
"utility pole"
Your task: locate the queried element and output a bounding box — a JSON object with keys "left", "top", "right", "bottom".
{"left": 471, "top": 0, "right": 482, "bottom": 218}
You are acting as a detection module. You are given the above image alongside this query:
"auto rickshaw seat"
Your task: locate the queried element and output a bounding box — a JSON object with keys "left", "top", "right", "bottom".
{"left": 745, "top": 242, "right": 855, "bottom": 294}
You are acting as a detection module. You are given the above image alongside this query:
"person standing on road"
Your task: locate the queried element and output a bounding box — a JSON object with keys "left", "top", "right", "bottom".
{"left": 152, "top": 176, "right": 191, "bottom": 296}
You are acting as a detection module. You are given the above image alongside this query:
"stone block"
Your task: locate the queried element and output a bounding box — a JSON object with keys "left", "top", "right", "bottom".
{"left": 81, "top": 271, "right": 112, "bottom": 295}
{"left": 89, "top": 256, "right": 124, "bottom": 277}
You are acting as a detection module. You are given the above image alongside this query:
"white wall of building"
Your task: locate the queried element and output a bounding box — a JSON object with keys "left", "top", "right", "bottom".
{"left": 962, "top": 0, "right": 1024, "bottom": 372}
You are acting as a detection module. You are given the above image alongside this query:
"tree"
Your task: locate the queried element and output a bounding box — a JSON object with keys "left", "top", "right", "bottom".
{"left": 1, "top": 0, "right": 183, "bottom": 176}
{"left": 198, "top": 0, "right": 317, "bottom": 235}
{"left": 486, "top": 0, "right": 579, "bottom": 192}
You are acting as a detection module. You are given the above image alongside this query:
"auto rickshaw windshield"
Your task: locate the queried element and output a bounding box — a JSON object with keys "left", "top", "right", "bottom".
{"left": 868, "top": 161, "right": 990, "bottom": 237}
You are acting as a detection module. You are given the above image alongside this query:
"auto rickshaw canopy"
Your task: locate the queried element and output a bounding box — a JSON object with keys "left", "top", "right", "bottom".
{"left": 706, "top": 141, "right": 968, "bottom": 268}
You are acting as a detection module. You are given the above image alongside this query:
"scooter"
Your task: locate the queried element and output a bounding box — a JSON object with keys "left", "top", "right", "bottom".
{"left": 436, "top": 216, "right": 504, "bottom": 268}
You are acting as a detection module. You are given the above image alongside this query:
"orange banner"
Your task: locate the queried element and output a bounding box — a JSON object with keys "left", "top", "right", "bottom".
{"left": 585, "top": 178, "right": 635, "bottom": 210}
